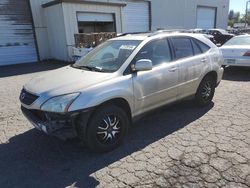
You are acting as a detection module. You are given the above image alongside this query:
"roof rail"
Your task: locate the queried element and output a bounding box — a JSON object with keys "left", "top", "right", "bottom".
{"left": 117, "top": 31, "right": 151, "bottom": 37}
{"left": 117, "top": 29, "right": 192, "bottom": 38}
{"left": 148, "top": 29, "right": 191, "bottom": 37}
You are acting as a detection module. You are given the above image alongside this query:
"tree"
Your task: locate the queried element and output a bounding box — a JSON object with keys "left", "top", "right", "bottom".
{"left": 228, "top": 10, "right": 243, "bottom": 27}
{"left": 234, "top": 12, "right": 240, "bottom": 22}
{"left": 228, "top": 10, "right": 234, "bottom": 20}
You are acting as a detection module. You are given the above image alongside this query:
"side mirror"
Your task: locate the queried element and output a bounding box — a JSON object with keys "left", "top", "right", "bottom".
{"left": 133, "top": 59, "right": 153, "bottom": 72}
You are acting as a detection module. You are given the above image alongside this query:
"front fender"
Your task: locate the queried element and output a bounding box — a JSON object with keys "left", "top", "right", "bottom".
{"left": 68, "top": 76, "right": 134, "bottom": 113}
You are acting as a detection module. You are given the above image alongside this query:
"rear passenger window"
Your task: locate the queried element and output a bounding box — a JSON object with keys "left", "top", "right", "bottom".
{"left": 171, "top": 38, "right": 193, "bottom": 59}
{"left": 194, "top": 39, "right": 210, "bottom": 53}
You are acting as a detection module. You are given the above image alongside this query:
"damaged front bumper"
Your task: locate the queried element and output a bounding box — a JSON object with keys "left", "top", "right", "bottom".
{"left": 21, "top": 106, "right": 92, "bottom": 140}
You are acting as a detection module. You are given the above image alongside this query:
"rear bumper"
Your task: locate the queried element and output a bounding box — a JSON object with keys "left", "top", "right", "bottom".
{"left": 216, "top": 67, "right": 224, "bottom": 87}
{"left": 21, "top": 106, "right": 92, "bottom": 140}
{"left": 223, "top": 58, "right": 250, "bottom": 67}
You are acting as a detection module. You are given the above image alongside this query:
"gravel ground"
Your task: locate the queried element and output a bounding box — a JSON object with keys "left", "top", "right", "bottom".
{"left": 0, "top": 63, "right": 249, "bottom": 188}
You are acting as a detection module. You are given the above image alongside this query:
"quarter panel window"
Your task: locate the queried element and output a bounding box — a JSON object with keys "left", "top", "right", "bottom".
{"left": 191, "top": 39, "right": 202, "bottom": 55}
{"left": 194, "top": 39, "right": 210, "bottom": 53}
{"left": 172, "top": 38, "right": 193, "bottom": 59}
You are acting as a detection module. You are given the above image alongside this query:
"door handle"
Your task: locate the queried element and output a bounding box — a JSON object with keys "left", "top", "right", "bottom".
{"left": 168, "top": 67, "right": 178, "bottom": 72}
{"left": 201, "top": 58, "right": 207, "bottom": 62}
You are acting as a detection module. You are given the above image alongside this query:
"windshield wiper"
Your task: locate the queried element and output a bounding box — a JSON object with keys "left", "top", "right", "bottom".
{"left": 74, "top": 65, "right": 105, "bottom": 72}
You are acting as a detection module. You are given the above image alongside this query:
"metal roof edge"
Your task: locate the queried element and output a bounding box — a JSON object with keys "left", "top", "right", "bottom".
{"left": 42, "top": 0, "right": 127, "bottom": 8}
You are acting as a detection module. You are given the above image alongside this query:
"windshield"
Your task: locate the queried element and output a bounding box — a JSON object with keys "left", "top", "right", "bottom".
{"left": 73, "top": 40, "right": 141, "bottom": 73}
{"left": 217, "top": 29, "right": 229, "bottom": 34}
{"left": 224, "top": 36, "right": 250, "bottom": 46}
{"left": 209, "top": 29, "right": 229, "bottom": 35}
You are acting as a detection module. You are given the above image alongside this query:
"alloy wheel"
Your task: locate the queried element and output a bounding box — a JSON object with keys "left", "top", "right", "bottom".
{"left": 96, "top": 115, "right": 122, "bottom": 144}
{"left": 201, "top": 81, "right": 212, "bottom": 101}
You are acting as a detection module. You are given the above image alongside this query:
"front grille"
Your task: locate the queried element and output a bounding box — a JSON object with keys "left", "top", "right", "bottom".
{"left": 20, "top": 89, "right": 39, "bottom": 105}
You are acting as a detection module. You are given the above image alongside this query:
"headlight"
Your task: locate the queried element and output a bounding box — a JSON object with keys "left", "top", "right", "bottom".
{"left": 41, "top": 93, "right": 80, "bottom": 113}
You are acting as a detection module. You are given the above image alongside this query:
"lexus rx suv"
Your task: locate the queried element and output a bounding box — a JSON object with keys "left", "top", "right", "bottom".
{"left": 20, "top": 32, "right": 224, "bottom": 152}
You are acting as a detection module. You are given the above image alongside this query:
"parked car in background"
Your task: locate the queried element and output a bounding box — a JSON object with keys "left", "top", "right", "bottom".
{"left": 186, "top": 28, "right": 216, "bottom": 44}
{"left": 191, "top": 28, "right": 206, "bottom": 33}
{"left": 20, "top": 32, "right": 224, "bottom": 152}
{"left": 220, "top": 35, "right": 250, "bottom": 67}
{"left": 208, "top": 29, "right": 234, "bottom": 45}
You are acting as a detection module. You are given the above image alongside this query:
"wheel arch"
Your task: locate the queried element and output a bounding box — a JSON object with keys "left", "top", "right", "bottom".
{"left": 204, "top": 71, "right": 218, "bottom": 84}
{"left": 75, "top": 97, "right": 132, "bottom": 141}
{"left": 195, "top": 71, "right": 218, "bottom": 94}
{"left": 95, "top": 98, "right": 132, "bottom": 122}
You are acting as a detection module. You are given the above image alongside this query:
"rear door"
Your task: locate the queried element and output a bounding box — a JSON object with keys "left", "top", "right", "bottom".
{"left": 170, "top": 37, "right": 210, "bottom": 99}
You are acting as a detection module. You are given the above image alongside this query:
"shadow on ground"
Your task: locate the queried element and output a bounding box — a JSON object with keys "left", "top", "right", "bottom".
{"left": 0, "top": 61, "right": 69, "bottom": 78}
{"left": 223, "top": 66, "right": 250, "bottom": 81}
{"left": 0, "top": 101, "right": 213, "bottom": 188}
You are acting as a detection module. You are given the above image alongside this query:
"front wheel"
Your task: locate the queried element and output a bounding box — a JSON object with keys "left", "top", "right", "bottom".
{"left": 195, "top": 76, "right": 216, "bottom": 106}
{"left": 85, "top": 105, "right": 129, "bottom": 152}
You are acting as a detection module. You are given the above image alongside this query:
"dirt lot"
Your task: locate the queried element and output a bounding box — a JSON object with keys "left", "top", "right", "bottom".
{"left": 0, "top": 63, "right": 249, "bottom": 188}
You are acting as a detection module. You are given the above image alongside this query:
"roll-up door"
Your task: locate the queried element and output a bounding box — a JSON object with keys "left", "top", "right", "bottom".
{"left": 197, "top": 6, "right": 216, "bottom": 30}
{"left": 77, "top": 12, "right": 114, "bottom": 22}
{"left": 123, "top": 1, "right": 149, "bottom": 33}
{"left": 0, "top": 0, "right": 38, "bottom": 66}
{"left": 77, "top": 12, "right": 115, "bottom": 33}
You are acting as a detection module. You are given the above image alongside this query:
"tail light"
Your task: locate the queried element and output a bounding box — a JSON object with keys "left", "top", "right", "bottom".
{"left": 243, "top": 51, "right": 250, "bottom": 56}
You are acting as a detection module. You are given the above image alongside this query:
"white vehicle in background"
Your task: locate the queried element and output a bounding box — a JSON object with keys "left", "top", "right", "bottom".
{"left": 220, "top": 35, "right": 250, "bottom": 67}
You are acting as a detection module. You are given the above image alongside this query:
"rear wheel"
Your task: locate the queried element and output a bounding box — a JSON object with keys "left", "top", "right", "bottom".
{"left": 195, "top": 75, "right": 216, "bottom": 106}
{"left": 85, "top": 105, "right": 129, "bottom": 152}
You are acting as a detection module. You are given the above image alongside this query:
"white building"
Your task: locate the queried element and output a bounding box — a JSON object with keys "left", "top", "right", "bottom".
{"left": 0, "top": 0, "right": 229, "bottom": 66}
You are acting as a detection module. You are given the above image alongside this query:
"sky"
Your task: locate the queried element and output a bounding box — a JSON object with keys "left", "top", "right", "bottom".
{"left": 229, "top": 0, "right": 246, "bottom": 14}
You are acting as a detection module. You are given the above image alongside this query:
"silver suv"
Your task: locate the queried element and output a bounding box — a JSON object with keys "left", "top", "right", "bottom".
{"left": 20, "top": 32, "right": 224, "bottom": 152}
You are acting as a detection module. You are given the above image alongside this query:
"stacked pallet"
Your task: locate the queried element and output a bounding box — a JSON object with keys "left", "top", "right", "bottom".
{"left": 74, "top": 32, "right": 117, "bottom": 48}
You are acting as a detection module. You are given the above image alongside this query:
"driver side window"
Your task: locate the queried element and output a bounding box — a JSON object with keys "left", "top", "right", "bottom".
{"left": 134, "top": 39, "right": 172, "bottom": 67}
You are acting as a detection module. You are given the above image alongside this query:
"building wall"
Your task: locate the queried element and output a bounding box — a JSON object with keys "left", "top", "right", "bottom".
{"left": 44, "top": 4, "right": 68, "bottom": 61}
{"left": 151, "top": 0, "right": 229, "bottom": 30}
{"left": 61, "top": 2, "right": 123, "bottom": 61}
{"left": 29, "top": 0, "right": 52, "bottom": 60}
{"left": 30, "top": 0, "right": 229, "bottom": 62}
{"left": 30, "top": 0, "right": 124, "bottom": 61}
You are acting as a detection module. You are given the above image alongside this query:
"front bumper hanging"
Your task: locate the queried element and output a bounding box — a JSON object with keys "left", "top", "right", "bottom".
{"left": 21, "top": 106, "right": 90, "bottom": 140}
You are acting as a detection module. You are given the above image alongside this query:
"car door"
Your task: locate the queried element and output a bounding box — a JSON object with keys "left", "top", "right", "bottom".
{"left": 132, "top": 38, "right": 179, "bottom": 115}
{"left": 170, "top": 37, "right": 210, "bottom": 99}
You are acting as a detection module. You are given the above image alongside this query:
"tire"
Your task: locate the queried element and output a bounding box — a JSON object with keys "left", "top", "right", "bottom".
{"left": 195, "top": 75, "right": 216, "bottom": 106}
{"left": 85, "top": 105, "right": 129, "bottom": 152}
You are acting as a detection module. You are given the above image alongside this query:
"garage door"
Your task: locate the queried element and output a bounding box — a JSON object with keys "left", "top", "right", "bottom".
{"left": 77, "top": 12, "right": 114, "bottom": 22}
{"left": 77, "top": 12, "right": 115, "bottom": 33}
{"left": 197, "top": 6, "right": 216, "bottom": 30}
{"left": 0, "top": 0, "right": 38, "bottom": 66}
{"left": 123, "top": 1, "right": 149, "bottom": 33}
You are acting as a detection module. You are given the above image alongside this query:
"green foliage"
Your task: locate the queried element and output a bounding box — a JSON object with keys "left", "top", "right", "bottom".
{"left": 228, "top": 10, "right": 234, "bottom": 20}
{"left": 228, "top": 9, "right": 244, "bottom": 27}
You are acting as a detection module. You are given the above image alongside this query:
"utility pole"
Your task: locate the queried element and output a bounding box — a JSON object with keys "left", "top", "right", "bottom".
{"left": 245, "top": 0, "right": 250, "bottom": 28}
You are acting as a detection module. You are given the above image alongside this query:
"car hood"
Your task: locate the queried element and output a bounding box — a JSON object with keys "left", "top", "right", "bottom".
{"left": 24, "top": 66, "right": 113, "bottom": 96}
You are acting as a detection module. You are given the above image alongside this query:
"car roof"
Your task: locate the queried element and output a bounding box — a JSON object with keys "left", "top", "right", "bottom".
{"left": 232, "top": 34, "right": 250, "bottom": 38}
{"left": 109, "top": 31, "right": 217, "bottom": 48}
{"left": 112, "top": 31, "right": 207, "bottom": 41}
